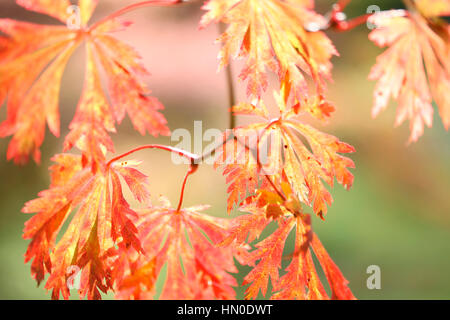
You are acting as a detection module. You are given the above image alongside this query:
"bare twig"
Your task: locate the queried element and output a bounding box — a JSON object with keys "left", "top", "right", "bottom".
{"left": 218, "top": 22, "right": 237, "bottom": 129}
{"left": 89, "top": 0, "right": 187, "bottom": 32}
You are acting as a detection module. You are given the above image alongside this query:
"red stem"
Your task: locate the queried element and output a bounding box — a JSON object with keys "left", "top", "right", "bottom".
{"left": 332, "top": 14, "right": 372, "bottom": 32}
{"left": 106, "top": 144, "right": 199, "bottom": 168}
{"left": 107, "top": 135, "right": 287, "bottom": 211}
{"left": 176, "top": 167, "right": 196, "bottom": 212}
{"left": 89, "top": 0, "right": 184, "bottom": 32}
{"left": 107, "top": 144, "right": 199, "bottom": 212}
{"left": 324, "top": 0, "right": 371, "bottom": 32}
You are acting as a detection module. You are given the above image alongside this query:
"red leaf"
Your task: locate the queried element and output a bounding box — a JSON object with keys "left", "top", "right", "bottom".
{"left": 0, "top": 2, "right": 169, "bottom": 165}
{"left": 22, "top": 154, "right": 149, "bottom": 299}
{"left": 115, "top": 198, "right": 242, "bottom": 300}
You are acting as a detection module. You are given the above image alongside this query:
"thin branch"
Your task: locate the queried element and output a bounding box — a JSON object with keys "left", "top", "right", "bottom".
{"left": 89, "top": 0, "right": 186, "bottom": 32}
{"left": 176, "top": 166, "right": 196, "bottom": 212}
{"left": 332, "top": 14, "right": 372, "bottom": 32}
{"left": 107, "top": 144, "right": 199, "bottom": 212}
{"left": 106, "top": 144, "right": 199, "bottom": 168}
{"left": 106, "top": 131, "right": 287, "bottom": 211}
{"left": 218, "top": 22, "right": 237, "bottom": 129}
{"left": 314, "top": 0, "right": 374, "bottom": 32}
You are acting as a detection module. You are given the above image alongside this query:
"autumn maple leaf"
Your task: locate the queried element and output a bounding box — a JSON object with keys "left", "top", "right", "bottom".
{"left": 114, "top": 197, "right": 243, "bottom": 300}
{"left": 214, "top": 91, "right": 355, "bottom": 218}
{"left": 23, "top": 154, "right": 150, "bottom": 299}
{"left": 0, "top": 0, "right": 170, "bottom": 166}
{"left": 368, "top": 3, "right": 450, "bottom": 142}
{"left": 221, "top": 202, "right": 355, "bottom": 300}
{"left": 200, "top": 0, "right": 338, "bottom": 118}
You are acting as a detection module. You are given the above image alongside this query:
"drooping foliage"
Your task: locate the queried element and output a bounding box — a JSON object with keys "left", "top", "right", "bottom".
{"left": 0, "top": 0, "right": 446, "bottom": 300}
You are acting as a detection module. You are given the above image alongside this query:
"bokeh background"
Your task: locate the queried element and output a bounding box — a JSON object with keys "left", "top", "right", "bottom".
{"left": 0, "top": 0, "right": 449, "bottom": 300}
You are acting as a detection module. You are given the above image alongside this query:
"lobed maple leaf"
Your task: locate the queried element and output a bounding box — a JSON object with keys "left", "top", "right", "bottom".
{"left": 221, "top": 202, "right": 355, "bottom": 300}
{"left": 23, "top": 154, "right": 149, "bottom": 299}
{"left": 368, "top": 4, "right": 450, "bottom": 142}
{"left": 214, "top": 91, "right": 355, "bottom": 218}
{"left": 200, "top": 0, "right": 338, "bottom": 118}
{"left": 114, "top": 197, "right": 242, "bottom": 300}
{"left": 0, "top": 0, "right": 169, "bottom": 166}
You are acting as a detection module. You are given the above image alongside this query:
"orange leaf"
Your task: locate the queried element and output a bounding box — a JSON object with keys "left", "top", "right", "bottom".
{"left": 310, "top": 232, "right": 355, "bottom": 300}
{"left": 214, "top": 130, "right": 261, "bottom": 213}
{"left": 0, "top": 1, "right": 169, "bottom": 165}
{"left": 241, "top": 216, "right": 295, "bottom": 299}
{"left": 272, "top": 215, "right": 355, "bottom": 300}
{"left": 229, "top": 208, "right": 355, "bottom": 300}
{"left": 63, "top": 42, "right": 116, "bottom": 170}
{"left": 215, "top": 92, "right": 355, "bottom": 218}
{"left": 368, "top": 9, "right": 450, "bottom": 142}
{"left": 220, "top": 201, "right": 272, "bottom": 247}
{"left": 115, "top": 198, "right": 242, "bottom": 300}
{"left": 200, "top": 0, "right": 337, "bottom": 113}
{"left": 22, "top": 154, "right": 149, "bottom": 299}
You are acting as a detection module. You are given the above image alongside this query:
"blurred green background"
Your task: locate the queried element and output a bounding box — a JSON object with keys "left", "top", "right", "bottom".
{"left": 0, "top": 0, "right": 449, "bottom": 300}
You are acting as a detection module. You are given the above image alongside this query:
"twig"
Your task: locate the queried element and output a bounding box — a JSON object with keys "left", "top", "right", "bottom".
{"left": 176, "top": 166, "right": 196, "bottom": 212}
{"left": 218, "top": 22, "right": 237, "bottom": 129}
{"left": 313, "top": 0, "right": 372, "bottom": 32}
{"left": 107, "top": 144, "right": 199, "bottom": 212}
{"left": 89, "top": 0, "right": 186, "bottom": 32}
{"left": 106, "top": 144, "right": 199, "bottom": 168}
